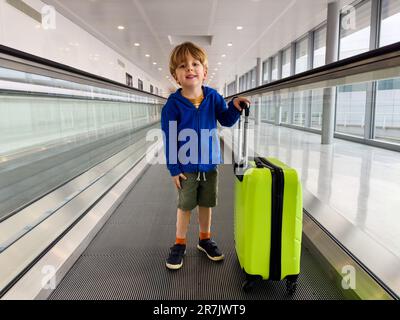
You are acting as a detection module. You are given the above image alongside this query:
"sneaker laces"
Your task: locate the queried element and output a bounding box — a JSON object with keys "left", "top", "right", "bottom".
{"left": 170, "top": 245, "right": 185, "bottom": 257}
{"left": 202, "top": 239, "right": 217, "bottom": 249}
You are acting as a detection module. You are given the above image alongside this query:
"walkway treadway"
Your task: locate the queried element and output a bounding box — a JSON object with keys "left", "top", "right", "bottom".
{"left": 50, "top": 164, "right": 345, "bottom": 300}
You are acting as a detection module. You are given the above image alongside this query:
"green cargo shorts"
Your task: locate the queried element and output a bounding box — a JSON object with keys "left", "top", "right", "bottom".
{"left": 177, "top": 169, "right": 218, "bottom": 211}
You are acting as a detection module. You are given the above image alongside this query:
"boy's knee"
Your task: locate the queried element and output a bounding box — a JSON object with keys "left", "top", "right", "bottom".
{"left": 178, "top": 208, "right": 192, "bottom": 215}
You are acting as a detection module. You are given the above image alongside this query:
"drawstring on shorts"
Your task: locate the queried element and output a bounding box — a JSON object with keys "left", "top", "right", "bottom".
{"left": 196, "top": 172, "right": 207, "bottom": 182}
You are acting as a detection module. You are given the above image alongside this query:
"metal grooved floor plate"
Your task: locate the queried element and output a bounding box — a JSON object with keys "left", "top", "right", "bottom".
{"left": 50, "top": 164, "right": 345, "bottom": 300}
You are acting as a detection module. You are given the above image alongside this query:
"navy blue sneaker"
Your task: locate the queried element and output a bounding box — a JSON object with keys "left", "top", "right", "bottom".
{"left": 166, "top": 244, "right": 186, "bottom": 270}
{"left": 197, "top": 239, "right": 224, "bottom": 261}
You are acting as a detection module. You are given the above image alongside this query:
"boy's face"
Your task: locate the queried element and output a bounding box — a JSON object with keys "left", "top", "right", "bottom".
{"left": 174, "top": 54, "right": 207, "bottom": 90}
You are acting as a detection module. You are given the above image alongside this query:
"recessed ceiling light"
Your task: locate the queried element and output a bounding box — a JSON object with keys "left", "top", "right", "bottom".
{"left": 134, "top": 43, "right": 140, "bottom": 46}
{"left": 153, "top": 62, "right": 157, "bottom": 65}
{"left": 227, "top": 43, "right": 233, "bottom": 47}
{"left": 118, "top": 26, "right": 125, "bottom": 30}
{"left": 158, "top": 68, "right": 162, "bottom": 71}
{"left": 236, "top": 26, "right": 243, "bottom": 30}
{"left": 217, "top": 62, "right": 222, "bottom": 65}
{"left": 221, "top": 54, "right": 226, "bottom": 58}
{"left": 145, "top": 54, "right": 150, "bottom": 57}
{"left": 214, "top": 68, "right": 218, "bottom": 71}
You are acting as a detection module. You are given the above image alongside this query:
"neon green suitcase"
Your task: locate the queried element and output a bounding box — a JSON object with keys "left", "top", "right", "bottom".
{"left": 233, "top": 104, "right": 302, "bottom": 294}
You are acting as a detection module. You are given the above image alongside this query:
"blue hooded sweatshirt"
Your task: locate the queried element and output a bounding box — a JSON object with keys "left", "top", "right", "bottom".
{"left": 161, "top": 86, "right": 240, "bottom": 176}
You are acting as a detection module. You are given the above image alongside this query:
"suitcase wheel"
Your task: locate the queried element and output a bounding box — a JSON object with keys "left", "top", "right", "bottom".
{"left": 242, "top": 280, "right": 255, "bottom": 293}
{"left": 286, "top": 279, "right": 297, "bottom": 295}
{"left": 241, "top": 273, "right": 261, "bottom": 292}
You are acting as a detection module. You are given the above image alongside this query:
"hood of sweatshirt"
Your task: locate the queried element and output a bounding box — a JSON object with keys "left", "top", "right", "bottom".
{"left": 167, "top": 86, "right": 213, "bottom": 109}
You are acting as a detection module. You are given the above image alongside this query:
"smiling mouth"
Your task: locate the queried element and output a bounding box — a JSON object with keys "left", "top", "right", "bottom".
{"left": 186, "top": 75, "right": 197, "bottom": 79}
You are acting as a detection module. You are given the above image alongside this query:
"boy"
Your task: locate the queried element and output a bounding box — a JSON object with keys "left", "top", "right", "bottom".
{"left": 161, "top": 42, "right": 249, "bottom": 270}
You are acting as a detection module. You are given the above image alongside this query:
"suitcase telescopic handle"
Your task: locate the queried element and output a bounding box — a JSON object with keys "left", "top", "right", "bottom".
{"left": 237, "top": 101, "right": 250, "bottom": 168}
{"left": 240, "top": 101, "right": 250, "bottom": 116}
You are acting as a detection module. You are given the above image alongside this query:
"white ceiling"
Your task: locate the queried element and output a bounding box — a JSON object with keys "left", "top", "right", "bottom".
{"left": 41, "top": 0, "right": 351, "bottom": 93}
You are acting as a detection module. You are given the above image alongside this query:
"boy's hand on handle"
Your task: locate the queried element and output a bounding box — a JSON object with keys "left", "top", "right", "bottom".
{"left": 173, "top": 173, "right": 187, "bottom": 190}
{"left": 233, "top": 97, "right": 251, "bottom": 112}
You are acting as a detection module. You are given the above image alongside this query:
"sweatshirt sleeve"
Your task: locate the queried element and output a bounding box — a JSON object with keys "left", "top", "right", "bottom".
{"left": 215, "top": 95, "right": 241, "bottom": 127}
{"left": 161, "top": 102, "right": 182, "bottom": 176}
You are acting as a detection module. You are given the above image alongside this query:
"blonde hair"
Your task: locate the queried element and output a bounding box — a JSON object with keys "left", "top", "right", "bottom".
{"left": 169, "top": 42, "right": 208, "bottom": 78}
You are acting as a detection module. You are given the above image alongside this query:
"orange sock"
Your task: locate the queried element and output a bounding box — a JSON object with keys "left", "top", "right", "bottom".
{"left": 175, "top": 237, "right": 186, "bottom": 245}
{"left": 199, "top": 232, "right": 211, "bottom": 240}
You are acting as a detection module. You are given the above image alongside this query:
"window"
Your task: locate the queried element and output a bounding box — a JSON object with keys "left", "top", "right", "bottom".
{"left": 295, "top": 36, "right": 309, "bottom": 74}
{"left": 260, "top": 95, "right": 268, "bottom": 120}
{"left": 247, "top": 70, "right": 252, "bottom": 89}
{"left": 280, "top": 91, "right": 291, "bottom": 124}
{"left": 251, "top": 68, "right": 256, "bottom": 88}
{"left": 126, "top": 73, "right": 133, "bottom": 87}
{"left": 380, "top": 0, "right": 400, "bottom": 47}
{"left": 339, "top": 0, "right": 372, "bottom": 59}
{"left": 239, "top": 76, "right": 244, "bottom": 92}
{"left": 336, "top": 83, "right": 368, "bottom": 137}
{"left": 266, "top": 95, "right": 275, "bottom": 121}
{"left": 261, "top": 94, "right": 275, "bottom": 121}
{"left": 378, "top": 78, "right": 400, "bottom": 90}
{"left": 227, "top": 81, "right": 236, "bottom": 96}
{"left": 293, "top": 91, "right": 308, "bottom": 127}
{"left": 150, "top": 84, "right": 154, "bottom": 94}
{"left": 263, "top": 60, "right": 270, "bottom": 84}
{"left": 271, "top": 55, "right": 278, "bottom": 81}
{"left": 282, "top": 47, "right": 291, "bottom": 78}
{"left": 138, "top": 79, "right": 143, "bottom": 91}
{"left": 311, "top": 89, "right": 324, "bottom": 129}
{"left": 375, "top": 78, "right": 400, "bottom": 143}
{"left": 313, "top": 26, "right": 327, "bottom": 68}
